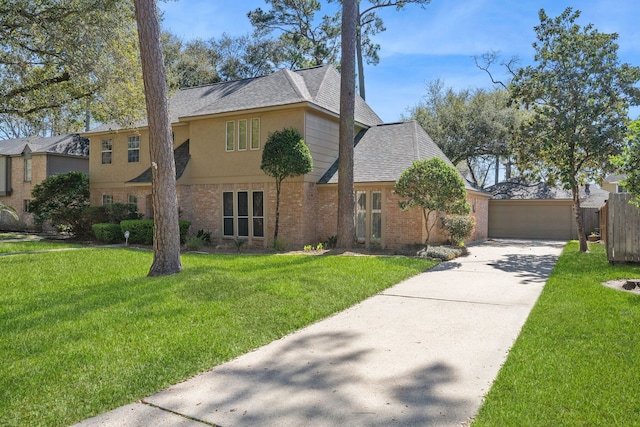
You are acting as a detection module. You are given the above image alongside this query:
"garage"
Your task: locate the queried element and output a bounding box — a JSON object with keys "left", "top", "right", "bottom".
{"left": 488, "top": 199, "right": 576, "bottom": 240}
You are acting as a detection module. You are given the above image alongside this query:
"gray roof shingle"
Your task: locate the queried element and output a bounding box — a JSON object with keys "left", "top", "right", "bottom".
{"left": 487, "top": 179, "right": 609, "bottom": 208}
{"left": 127, "top": 140, "right": 190, "bottom": 183}
{"left": 319, "top": 121, "right": 456, "bottom": 184}
{"left": 89, "top": 65, "right": 382, "bottom": 133}
{"left": 0, "top": 134, "right": 89, "bottom": 157}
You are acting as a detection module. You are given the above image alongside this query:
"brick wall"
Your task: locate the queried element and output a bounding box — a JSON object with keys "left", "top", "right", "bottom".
{"left": 0, "top": 154, "right": 47, "bottom": 230}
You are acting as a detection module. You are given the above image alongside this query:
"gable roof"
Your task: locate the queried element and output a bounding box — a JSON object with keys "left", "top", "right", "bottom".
{"left": 318, "top": 121, "right": 459, "bottom": 184}
{"left": 127, "top": 140, "right": 190, "bottom": 184}
{"left": 487, "top": 179, "right": 609, "bottom": 208}
{"left": 0, "top": 134, "right": 89, "bottom": 157}
{"left": 89, "top": 65, "right": 382, "bottom": 133}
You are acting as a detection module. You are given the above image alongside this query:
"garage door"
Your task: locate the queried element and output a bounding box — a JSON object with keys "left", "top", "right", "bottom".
{"left": 488, "top": 200, "right": 576, "bottom": 240}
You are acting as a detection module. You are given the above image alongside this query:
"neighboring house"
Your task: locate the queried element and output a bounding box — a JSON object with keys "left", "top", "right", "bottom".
{"left": 83, "top": 65, "right": 489, "bottom": 250}
{"left": 601, "top": 173, "right": 627, "bottom": 194}
{"left": 487, "top": 179, "right": 608, "bottom": 240}
{"left": 0, "top": 134, "right": 89, "bottom": 230}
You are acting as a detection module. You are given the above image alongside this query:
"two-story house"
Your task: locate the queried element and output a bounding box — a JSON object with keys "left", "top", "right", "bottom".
{"left": 0, "top": 134, "right": 89, "bottom": 230}
{"left": 83, "top": 65, "right": 489, "bottom": 249}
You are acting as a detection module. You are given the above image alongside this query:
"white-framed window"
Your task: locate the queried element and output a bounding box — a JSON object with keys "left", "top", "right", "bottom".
{"left": 238, "top": 119, "right": 247, "bottom": 151}
{"left": 128, "top": 194, "right": 138, "bottom": 212}
{"left": 102, "top": 194, "right": 114, "bottom": 205}
{"left": 24, "top": 158, "right": 32, "bottom": 182}
{"left": 356, "top": 191, "right": 367, "bottom": 242}
{"left": 250, "top": 118, "right": 260, "bottom": 150}
{"left": 101, "top": 139, "right": 113, "bottom": 164}
{"left": 223, "top": 190, "right": 264, "bottom": 238}
{"left": 128, "top": 135, "right": 140, "bottom": 163}
{"left": 371, "top": 191, "right": 382, "bottom": 241}
{"left": 356, "top": 190, "right": 383, "bottom": 243}
{"left": 226, "top": 121, "right": 235, "bottom": 151}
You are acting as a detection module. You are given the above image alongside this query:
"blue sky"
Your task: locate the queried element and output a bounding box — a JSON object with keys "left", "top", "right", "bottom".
{"left": 159, "top": 0, "right": 640, "bottom": 123}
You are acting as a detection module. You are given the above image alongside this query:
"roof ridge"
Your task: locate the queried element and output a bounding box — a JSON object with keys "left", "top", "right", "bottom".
{"left": 282, "top": 68, "right": 311, "bottom": 101}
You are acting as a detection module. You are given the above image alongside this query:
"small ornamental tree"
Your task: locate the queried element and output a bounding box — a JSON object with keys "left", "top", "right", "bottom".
{"left": 395, "top": 157, "right": 470, "bottom": 245}
{"left": 613, "top": 120, "right": 640, "bottom": 206}
{"left": 261, "top": 127, "right": 313, "bottom": 241}
{"left": 29, "top": 171, "right": 90, "bottom": 235}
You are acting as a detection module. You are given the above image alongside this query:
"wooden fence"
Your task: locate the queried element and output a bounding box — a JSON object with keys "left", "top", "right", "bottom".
{"left": 603, "top": 193, "right": 640, "bottom": 264}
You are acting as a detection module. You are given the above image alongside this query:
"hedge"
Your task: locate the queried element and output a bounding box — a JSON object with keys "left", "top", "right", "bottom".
{"left": 119, "top": 219, "right": 191, "bottom": 244}
{"left": 92, "top": 223, "right": 124, "bottom": 244}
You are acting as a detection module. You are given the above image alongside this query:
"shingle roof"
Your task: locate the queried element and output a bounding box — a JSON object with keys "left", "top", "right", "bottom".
{"left": 0, "top": 134, "right": 89, "bottom": 157}
{"left": 89, "top": 65, "right": 382, "bottom": 133}
{"left": 318, "top": 121, "right": 458, "bottom": 184}
{"left": 487, "top": 179, "right": 609, "bottom": 208}
{"left": 127, "top": 140, "right": 190, "bottom": 183}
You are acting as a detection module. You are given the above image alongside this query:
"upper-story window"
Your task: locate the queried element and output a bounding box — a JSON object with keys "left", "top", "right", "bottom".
{"left": 128, "top": 135, "right": 140, "bottom": 163}
{"left": 226, "top": 118, "right": 260, "bottom": 151}
{"left": 251, "top": 118, "right": 260, "bottom": 150}
{"left": 226, "top": 121, "right": 235, "bottom": 152}
{"left": 238, "top": 119, "right": 248, "bottom": 151}
{"left": 101, "top": 139, "right": 113, "bottom": 164}
{"left": 24, "top": 158, "right": 32, "bottom": 182}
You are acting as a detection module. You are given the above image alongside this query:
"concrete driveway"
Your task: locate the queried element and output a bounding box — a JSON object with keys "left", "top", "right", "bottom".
{"left": 75, "top": 239, "right": 565, "bottom": 427}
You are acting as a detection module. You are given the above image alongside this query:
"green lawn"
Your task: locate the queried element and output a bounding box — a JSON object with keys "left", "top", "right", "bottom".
{"left": 0, "top": 240, "right": 81, "bottom": 254}
{"left": 473, "top": 242, "right": 640, "bottom": 426}
{"left": 0, "top": 246, "right": 436, "bottom": 427}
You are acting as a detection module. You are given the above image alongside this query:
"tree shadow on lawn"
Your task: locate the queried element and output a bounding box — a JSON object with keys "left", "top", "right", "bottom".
{"left": 146, "top": 330, "right": 472, "bottom": 427}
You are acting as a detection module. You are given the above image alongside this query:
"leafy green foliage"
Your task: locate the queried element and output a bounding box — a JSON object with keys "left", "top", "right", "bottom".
{"left": 261, "top": 127, "right": 313, "bottom": 240}
{"left": 509, "top": 8, "right": 640, "bottom": 251}
{"left": 0, "top": 0, "right": 144, "bottom": 132}
{"left": 441, "top": 214, "right": 475, "bottom": 245}
{"left": 92, "top": 223, "right": 124, "bottom": 244}
{"left": 395, "top": 158, "right": 470, "bottom": 245}
{"left": 405, "top": 82, "right": 523, "bottom": 187}
{"left": 612, "top": 120, "right": 640, "bottom": 206}
{"left": 248, "top": 0, "right": 341, "bottom": 69}
{"left": 29, "top": 171, "right": 90, "bottom": 236}
{"left": 119, "top": 219, "right": 191, "bottom": 245}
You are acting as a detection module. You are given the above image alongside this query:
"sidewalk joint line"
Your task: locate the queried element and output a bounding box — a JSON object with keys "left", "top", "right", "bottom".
{"left": 141, "top": 400, "right": 222, "bottom": 426}
{"left": 381, "top": 293, "right": 513, "bottom": 306}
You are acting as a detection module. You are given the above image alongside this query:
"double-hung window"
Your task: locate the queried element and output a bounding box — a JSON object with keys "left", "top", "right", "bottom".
{"left": 223, "top": 190, "right": 264, "bottom": 238}
{"left": 101, "top": 139, "right": 113, "bottom": 164}
{"left": 128, "top": 136, "right": 140, "bottom": 163}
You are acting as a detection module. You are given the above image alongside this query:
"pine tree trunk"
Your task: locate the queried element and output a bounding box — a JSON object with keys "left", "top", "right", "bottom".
{"left": 134, "top": 0, "right": 182, "bottom": 276}
{"left": 356, "top": 2, "right": 365, "bottom": 100}
{"left": 337, "top": 0, "right": 357, "bottom": 249}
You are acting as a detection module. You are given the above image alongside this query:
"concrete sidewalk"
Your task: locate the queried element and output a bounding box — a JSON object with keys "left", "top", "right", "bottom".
{"left": 75, "top": 239, "right": 565, "bottom": 427}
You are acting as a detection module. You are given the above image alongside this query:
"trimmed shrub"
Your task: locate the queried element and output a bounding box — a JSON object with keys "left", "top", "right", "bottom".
{"left": 92, "top": 223, "right": 123, "bottom": 244}
{"left": 441, "top": 215, "right": 475, "bottom": 246}
{"left": 119, "top": 219, "right": 191, "bottom": 245}
{"left": 417, "top": 245, "right": 467, "bottom": 261}
{"left": 185, "top": 236, "right": 205, "bottom": 251}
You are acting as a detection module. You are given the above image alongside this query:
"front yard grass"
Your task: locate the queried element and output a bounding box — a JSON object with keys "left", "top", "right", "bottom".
{"left": 473, "top": 242, "right": 640, "bottom": 426}
{"left": 0, "top": 240, "right": 81, "bottom": 254}
{"left": 0, "top": 246, "right": 436, "bottom": 427}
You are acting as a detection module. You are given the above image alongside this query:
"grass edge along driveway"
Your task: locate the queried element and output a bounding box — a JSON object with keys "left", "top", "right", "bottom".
{"left": 472, "top": 241, "right": 640, "bottom": 427}
{"left": 0, "top": 245, "right": 436, "bottom": 427}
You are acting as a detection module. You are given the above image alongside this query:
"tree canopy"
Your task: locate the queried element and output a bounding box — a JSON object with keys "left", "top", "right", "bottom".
{"left": 510, "top": 7, "right": 640, "bottom": 252}
{"left": 395, "top": 157, "right": 470, "bottom": 245}
{"left": 405, "top": 81, "right": 523, "bottom": 187}
{"left": 261, "top": 127, "right": 313, "bottom": 241}
{"left": 613, "top": 120, "right": 640, "bottom": 207}
{"left": 0, "top": 0, "right": 144, "bottom": 134}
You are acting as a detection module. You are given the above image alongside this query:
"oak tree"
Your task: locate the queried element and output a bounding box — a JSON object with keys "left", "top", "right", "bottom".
{"left": 510, "top": 8, "right": 640, "bottom": 252}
